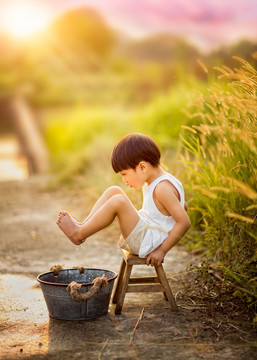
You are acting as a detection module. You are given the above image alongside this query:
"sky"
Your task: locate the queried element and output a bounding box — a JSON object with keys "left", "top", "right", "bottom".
{"left": 0, "top": 0, "right": 256, "bottom": 51}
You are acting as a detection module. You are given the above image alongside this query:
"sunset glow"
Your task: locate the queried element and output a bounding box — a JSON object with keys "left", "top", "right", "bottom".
{"left": 0, "top": 0, "right": 256, "bottom": 49}
{"left": 1, "top": 1, "right": 50, "bottom": 39}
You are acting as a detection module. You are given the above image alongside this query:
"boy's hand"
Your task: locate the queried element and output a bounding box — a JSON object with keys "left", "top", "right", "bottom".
{"left": 146, "top": 248, "right": 166, "bottom": 267}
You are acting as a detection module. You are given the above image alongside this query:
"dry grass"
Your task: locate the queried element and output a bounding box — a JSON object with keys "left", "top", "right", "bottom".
{"left": 180, "top": 56, "right": 257, "bottom": 310}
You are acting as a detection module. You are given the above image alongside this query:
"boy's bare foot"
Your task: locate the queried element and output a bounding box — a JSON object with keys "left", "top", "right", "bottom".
{"left": 58, "top": 210, "right": 81, "bottom": 225}
{"left": 58, "top": 211, "right": 91, "bottom": 226}
{"left": 56, "top": 211, "right": 85, "bottom": 245}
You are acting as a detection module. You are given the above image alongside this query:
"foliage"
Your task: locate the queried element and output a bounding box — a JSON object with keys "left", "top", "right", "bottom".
{"left": 45, "top": 106, "right": 131, "bottom": 176}
{"left": 124, "top": 33, "right": 199, "bottom": 64}
{"left": 180, "top": 56, "right": 257, "bottom": 309}
{"left": 49, "top": 7, "right": 115, "bottom": 57}
{"left": 130, "top": 77, "right": 212, "bottom": 149}
{"left": 44, "top": 78, "right": 206, "bottom": 185}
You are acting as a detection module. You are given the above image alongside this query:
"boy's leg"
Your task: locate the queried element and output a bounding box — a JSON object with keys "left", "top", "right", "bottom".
{"left": 57, "top": 193, "right": 140, "bottom": 245}
{"left": 59, "top": 186, "right": 127, "bottom": 224}
{"left": 83, "top": 186, "right": 128, "bottom": 223}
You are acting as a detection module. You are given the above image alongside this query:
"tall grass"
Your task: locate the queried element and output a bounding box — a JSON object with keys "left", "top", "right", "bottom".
{"left": 180, "top": 56, "right": 257, "bottom": 308}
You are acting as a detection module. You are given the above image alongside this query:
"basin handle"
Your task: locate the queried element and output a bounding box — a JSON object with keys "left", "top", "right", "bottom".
{"left": 67, "top": 274, "right": 108, "bottom": 301}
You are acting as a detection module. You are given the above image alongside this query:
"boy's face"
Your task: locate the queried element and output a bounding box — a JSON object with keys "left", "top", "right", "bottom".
{"left": 119, "top": 165, "right": 145, "bottom": 189}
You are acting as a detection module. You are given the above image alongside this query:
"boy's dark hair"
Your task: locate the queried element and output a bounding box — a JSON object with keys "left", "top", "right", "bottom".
{"left": 111, "top": 133, "right": 161, "bottom": 173}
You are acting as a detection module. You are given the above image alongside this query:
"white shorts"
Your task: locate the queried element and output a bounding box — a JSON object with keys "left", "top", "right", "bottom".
{"left": 118, "top": 218, "right": 169, "bottom": 257}
{"left": 118, "top": 218, "right": 146, "bottom": 255}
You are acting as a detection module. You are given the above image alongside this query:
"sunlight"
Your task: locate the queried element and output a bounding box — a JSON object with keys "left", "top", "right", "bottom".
{"left": 0, "top": 137, "right": 28, "bottom": 181}
{"left": 1, "top": 0, "right": 50, "bottom": 39}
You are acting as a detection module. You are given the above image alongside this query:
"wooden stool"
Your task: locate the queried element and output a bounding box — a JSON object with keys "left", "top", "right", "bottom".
{"left": 112, "top": 249, "right": 178, "bottom": 314}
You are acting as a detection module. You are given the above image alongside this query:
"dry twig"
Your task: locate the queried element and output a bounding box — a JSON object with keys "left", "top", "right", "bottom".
{"left": 203, "top": 326, "right": 220, "bottom": 341}
{"left": 228, "top": 322, "right": 248, "bottom": 334}
{"left": 129, "top": 308, "right": 144, "bottom": 345}
{"left": 175, "top": 290, "right": 183, "bottom": 301}
{"left": 98, "top": 337, "right": 110, "bottom": 360}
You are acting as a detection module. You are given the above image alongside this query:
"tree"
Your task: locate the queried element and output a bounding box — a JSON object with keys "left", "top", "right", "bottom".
{"left": 49, "top": 7, "right": 115, "bottom": 58}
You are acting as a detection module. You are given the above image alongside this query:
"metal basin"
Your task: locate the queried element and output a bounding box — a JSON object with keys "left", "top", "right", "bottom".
{"left": 37, "top": 268, "right": 117, "bottom": 320}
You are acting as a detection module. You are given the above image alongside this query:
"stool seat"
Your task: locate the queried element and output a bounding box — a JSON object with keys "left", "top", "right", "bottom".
{"left": 112, "top": 249, "right": 178, "bottom": 314}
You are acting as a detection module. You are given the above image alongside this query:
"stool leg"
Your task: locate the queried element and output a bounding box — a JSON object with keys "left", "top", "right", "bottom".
{"left": 154, "top": 266, "right": 168, "bottom": 300}
{"left": 115, "top": 264, "right": 133, "bottom": 315}
{"left": 155, "top": 265, "right": 178, "bottom": 311}
{"left": 112, "top": 259, "right": 126, "bottom": 304}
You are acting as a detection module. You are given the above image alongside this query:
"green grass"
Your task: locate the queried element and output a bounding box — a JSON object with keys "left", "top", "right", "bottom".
{"left": 179, "top": 56, "right": 257, "bottom": 309}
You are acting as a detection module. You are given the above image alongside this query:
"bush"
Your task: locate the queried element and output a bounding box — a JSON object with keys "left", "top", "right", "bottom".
{"left": 180, "top": 56, "right": 257, "bottom": 309}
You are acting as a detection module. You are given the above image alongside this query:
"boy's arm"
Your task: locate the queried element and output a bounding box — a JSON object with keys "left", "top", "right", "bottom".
{"left": 146, "top": 181, "right": 191, "bottom": 267}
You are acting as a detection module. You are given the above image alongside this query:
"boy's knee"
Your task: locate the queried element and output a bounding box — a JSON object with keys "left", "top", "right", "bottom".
{"left": 111, "top": 194, "right": 127, "bottom": 208}
{"left": 105, "top": 186, "right": 124, "bottom": 196}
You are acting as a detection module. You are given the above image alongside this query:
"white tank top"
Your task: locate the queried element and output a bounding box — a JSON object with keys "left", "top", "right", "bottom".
{"left": 139, "top": 173, "right": 184, "bottom": 230}
{"left": 138, "top": 173, "right": 185, "bottom": 257}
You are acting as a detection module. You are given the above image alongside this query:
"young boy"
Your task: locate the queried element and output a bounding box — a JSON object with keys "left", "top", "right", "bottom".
{"left": 56, "top": 133, "right": 191, "bottom": 267}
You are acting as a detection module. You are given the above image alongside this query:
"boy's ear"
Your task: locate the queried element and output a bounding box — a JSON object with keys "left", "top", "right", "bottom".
{"left": 138, "top": 161, "right": 147, "bottom": 172}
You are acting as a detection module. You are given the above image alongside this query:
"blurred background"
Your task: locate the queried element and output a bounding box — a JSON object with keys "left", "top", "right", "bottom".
{"left": 0, "top": 0, "right": 256, "bottom": 184}
{"left": 0, "top": 0, "right": 256, "bottom": 308}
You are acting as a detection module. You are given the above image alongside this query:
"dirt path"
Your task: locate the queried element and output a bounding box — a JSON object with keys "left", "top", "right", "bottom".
{"left": 0, "top": 176, "right": 256, "bottom": 360}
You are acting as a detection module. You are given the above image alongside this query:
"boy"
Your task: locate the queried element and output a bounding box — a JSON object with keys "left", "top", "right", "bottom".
{"left": 57, "top": 133, "right": 191, "bottom": 266}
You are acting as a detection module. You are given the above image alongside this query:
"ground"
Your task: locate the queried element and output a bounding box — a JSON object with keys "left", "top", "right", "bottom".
{"left": 0, "top": 176, "right": 256, "bottom": 360}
